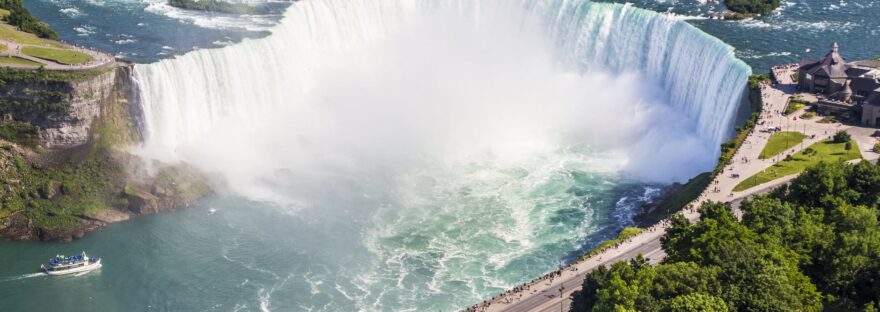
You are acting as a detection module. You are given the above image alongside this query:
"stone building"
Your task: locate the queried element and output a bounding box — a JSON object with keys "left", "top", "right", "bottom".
{"left": 798, "top": 42, "right": 880, "bottom": 126}
{"left": 862, "top": 90, "right": 880, "bottom": 127}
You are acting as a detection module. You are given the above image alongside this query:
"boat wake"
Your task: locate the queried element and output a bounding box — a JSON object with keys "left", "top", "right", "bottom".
{"left": 1, "top": 272, "right": 45, "bottom": 282}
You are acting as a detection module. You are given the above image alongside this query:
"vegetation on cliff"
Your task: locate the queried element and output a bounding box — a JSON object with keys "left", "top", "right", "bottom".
{"left": 582, "top": 227, "right": 644, "bottom": 259}
{"left": 0, "top": 67, "right": 211, "bottom": 241}
{"left": 0, "top": 67, "right": 112, "bottom": 84}
{"left": 712, "top": 74, "right": 767, "bottom": 179}
{"left": 571, "top": 160, "right": 880, "bottom": 311}
{"left": 725, "top": 0, "right": 781, "bottom": 15}
{"left": 634, "top": 172, "right": 712, "bottom": 227}
{"left": 0, "top": 0, "right": 57, "bottom": 40}
{"left": 168, "top": 0, "right": 262, "bottom": 14}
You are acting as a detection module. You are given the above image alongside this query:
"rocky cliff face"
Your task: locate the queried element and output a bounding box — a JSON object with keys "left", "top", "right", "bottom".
{"left": 46, "top": 70, "right": 118, "bottom": 147}
{"left": 0, "top": 68, "right": 123, "bottom": 148}
{"left": 0, "top": 65, "right": 211, "bottom": 241}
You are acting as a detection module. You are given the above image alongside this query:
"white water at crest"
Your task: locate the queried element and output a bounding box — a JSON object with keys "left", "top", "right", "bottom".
{"left": 126, "top": 0, "right": 750, "bottom": 310}
{"left": 133, "top": 0, "right": 749, "bottom": 195}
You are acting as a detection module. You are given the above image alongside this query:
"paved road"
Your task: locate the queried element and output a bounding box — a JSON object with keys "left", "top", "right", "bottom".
{"left": 503, "top": 240, "right": 665, "bottom": 312}
{"left": 472, "top": 66, "right": 880, "bottom": 312}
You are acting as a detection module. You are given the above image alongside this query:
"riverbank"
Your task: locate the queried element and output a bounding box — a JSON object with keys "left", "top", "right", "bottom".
{"left": 0, "top": 64, "right": 210, "bottom": 241}
{"left": 465, "top": 68, "right": 803, "bottom": 312}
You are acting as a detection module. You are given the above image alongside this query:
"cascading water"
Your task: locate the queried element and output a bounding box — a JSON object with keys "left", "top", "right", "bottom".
{"left": 129, "top": 0, "right": 750, "bottom": 310}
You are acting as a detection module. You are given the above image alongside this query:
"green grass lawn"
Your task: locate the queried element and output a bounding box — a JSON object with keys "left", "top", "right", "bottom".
{"left": 734, "top": 140, "right": 862, "bottom": 192}
{"left": 0, "top": 56, "right": 42, "bottom": 67}
{"left": 0, "top": 24, "right": 63, "bottom": 48}
{"left": 759, "top": 131, "right": 807, "bottom": 159}
{"left": 22, "top": 46, "right": 93, "bottom": 65}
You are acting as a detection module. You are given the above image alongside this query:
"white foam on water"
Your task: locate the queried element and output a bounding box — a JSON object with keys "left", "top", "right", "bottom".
{"left": 142, "top": 1, "right": 277, "bottom": 32}
{"left": 60, "top": 7, "right": 83, "bottom": 17}
{"left": 131, "top": 0, "right": 749, "bottom": 310}
{"left": 1, "top": 272, "right": 46, "bottom": 282}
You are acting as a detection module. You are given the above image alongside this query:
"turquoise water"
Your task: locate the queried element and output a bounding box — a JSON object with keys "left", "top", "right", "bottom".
{"left": 23, "top": 0, "right": 287, "bottom": 62}
{"left": 598, "top": 0, "right": 880, "bottom": 71}
{"left": 4, "top": 0, "right": 869, "bottom": 311}
{"left": 25, "top": 0, "right": 880, "bottom": 67}
{"left": 0, "top": 149, "right": 659, "bottom": 311}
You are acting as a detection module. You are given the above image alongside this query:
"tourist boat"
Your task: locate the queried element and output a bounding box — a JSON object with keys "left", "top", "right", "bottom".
{"left": 40, "top": 252, "right": 102, "bottom": 276}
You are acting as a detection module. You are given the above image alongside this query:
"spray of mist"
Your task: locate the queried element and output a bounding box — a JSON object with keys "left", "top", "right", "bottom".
{"left": 133, "top": 0, "right": 745, "bottom": 203}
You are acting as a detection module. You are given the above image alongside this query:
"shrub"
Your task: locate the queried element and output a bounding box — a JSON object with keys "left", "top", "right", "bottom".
{"left": 167, "top": 0, "right": 262, "bottom": 14}
{"left": 0, "top": 120, "right": 39, "bottom": 147}
{"left": 726, "top": 0, "right": 782, "bottom": 15}
{"left": 845, "top": 142, "right": 853, "bottom": 151}
{"left": 819, "top": 116, "right": 837, "bottom": 124}
{"left": 834, "top": 131, "right": 852, "bottom": 144}
{"left": 0, "top": 0, "right": 58, "bottom": 39}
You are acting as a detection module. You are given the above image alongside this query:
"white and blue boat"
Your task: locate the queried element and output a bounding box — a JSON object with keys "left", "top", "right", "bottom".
{"left": 40, "top": 252, "right": 102, "bottom": 276}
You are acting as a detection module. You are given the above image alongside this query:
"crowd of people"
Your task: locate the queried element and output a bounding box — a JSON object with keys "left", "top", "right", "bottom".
{"left": 462, "top": 220, "right": 672, "bottom": 312}
{"left": 465, "top": 63, "right": 830, "bottom": 312}
{"left": 463, "top": 268, "right": 567, "bottom": 312}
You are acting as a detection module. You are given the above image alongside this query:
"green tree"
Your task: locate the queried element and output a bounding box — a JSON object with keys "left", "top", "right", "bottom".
{"left": 573, "top": 161, "right": 880, "bottom": 312}
{"left": 833, "top": 130, "right": 853, "bottom": 143}
{"left": 0, "top": 0, "right": 58, "bottom": 39}
{"left": 665, "top": 293, "right": 727, "bottom": 312}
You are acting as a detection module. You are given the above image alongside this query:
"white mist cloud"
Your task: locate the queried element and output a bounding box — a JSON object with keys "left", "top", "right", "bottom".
{"left": 136, "top": 0, "right": 717, "bottom": 202}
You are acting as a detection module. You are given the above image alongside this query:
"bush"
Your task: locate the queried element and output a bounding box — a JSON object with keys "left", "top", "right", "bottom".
{"left": 845, "top": 142, "right": 853, "bottom": 151}
{"left": 0, "top": 0, "right": 58, "bottom": 39}
{"left": 801, "top": 111, "right": 816, "bottom": 119}
{"left": 819, "top": 116, "right": 837, "bottom": 124}
{"left": 833, "top": 131, "right": 852, "bottom": 144}
{"left": 167, "top": 0, "right": 262, "bottom": 14}
{"left": 725, "top": 0, "right": 781, "bottom": 15}
{"left": 0, "top": 120, "right": 40, "bottom": 147}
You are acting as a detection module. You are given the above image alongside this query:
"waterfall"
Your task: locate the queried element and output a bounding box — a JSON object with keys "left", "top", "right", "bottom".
{"left": 132, "top": 0, "right": 751, "bottom": 189}
{"left": 127, "top": 1, "right": 753, "bottom": 309}
{"left": 529, "top": 1, "right": 752, "bottom": 147}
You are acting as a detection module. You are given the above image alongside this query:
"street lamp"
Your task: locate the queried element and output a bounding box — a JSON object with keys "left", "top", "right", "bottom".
{"left": 559, "top": 285, "right": 566, "bottom": 312}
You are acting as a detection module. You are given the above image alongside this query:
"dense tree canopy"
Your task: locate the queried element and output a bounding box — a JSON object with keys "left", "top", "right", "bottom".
{"left": 571, "top": 161, "right": 880, "bottom": 311}
{"left": 0, "top": 0, "right": 58, "bottom": 39}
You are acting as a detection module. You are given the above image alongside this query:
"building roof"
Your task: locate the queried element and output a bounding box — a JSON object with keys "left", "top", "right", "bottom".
{"left": 851, "top": 77, "right": 880, "bottom": 93}
{"left": 866, "top": 89, "right": 880, "bottom": 107}
{"left": 802, "top": 42, "right": 850, "bottom": 79}
{"left": 846, "top": 67, "right": 872, "bottom": 77}
{"left": 852, "top": 60, "right": 880, "bottom": 69}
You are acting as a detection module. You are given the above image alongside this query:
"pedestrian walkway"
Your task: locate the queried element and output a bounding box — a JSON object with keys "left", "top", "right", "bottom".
{"left": 0, "top": 38, "right": 114, "bottom": 71}
{"left": 469, "top": 65, "right": 880, "bottom": 312}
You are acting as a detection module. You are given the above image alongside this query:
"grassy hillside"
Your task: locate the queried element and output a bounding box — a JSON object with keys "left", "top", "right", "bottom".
{"left": 0, "top": 0, "right": 57, "bottom": 39}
